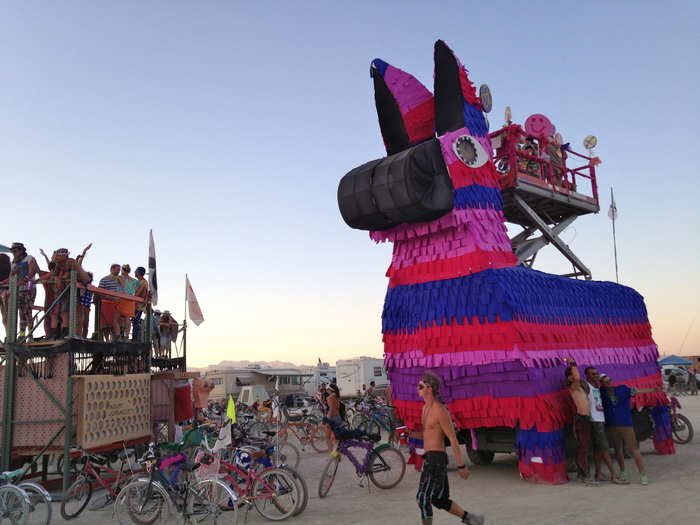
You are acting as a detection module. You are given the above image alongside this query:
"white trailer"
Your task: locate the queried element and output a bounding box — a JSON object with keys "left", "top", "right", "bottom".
{"left": 335, "top": 357, "right": 387, "bottom": 397}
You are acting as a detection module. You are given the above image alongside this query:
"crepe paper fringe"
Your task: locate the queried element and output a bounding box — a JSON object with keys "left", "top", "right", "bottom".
{"left": 392, "top": 391, "right": 574, "bottom": 433}
{"left": 453, "top": 184, "right": 504, "bottom": 211}
{"left": 382, "top": 267, "right": 649, "bottom": 334}
{"left": 387, "top": 250, "right": 517, "bottom": 288}
{"left": 370, "top": 207, "right": 507, "bottom": 243}
{"left": 518, "top": 460, "right": 569, "bottom": 484}
{"left": 652, "top": 405, "right": 676, "bottom": 455}
{"left": 385, "top": 346, "right": 660, "bottom": 371}
{"left": 388, "top": 220, "right": 512, "bottom": 271}
{"left": 383, "top": 321, "right": 655, "bottom": 356}
{"left": 387, "top": 364, "right": 661, "bottom": 402}
{"left": 516, "top": 428, "right": 566, "bottom": 465}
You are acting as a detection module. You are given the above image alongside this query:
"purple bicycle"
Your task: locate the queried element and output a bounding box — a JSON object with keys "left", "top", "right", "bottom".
{"left": 317, "top": 423, "right": 405, "bottom": 498}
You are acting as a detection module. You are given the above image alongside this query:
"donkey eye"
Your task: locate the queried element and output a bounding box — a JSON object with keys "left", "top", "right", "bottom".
{"left": 453, "top": 135, "right": 488, "bottom": 168}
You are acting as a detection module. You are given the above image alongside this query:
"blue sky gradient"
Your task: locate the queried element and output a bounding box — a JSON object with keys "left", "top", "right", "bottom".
{"left": 2, "top": 2, "right": 698, "bottom": 366}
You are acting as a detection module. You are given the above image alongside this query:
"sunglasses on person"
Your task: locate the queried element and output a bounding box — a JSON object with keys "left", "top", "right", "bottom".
{"left": 417, "top": 383, "right": 430, "bottom": 390}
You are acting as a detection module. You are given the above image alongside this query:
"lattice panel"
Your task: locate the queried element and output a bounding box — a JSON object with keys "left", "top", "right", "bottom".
{"left": 75, "top": 374, "right": 151, "bottom": 448}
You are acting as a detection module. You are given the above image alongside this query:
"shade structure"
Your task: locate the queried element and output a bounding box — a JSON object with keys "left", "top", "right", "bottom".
{"left": 658, "top": 355, "right": 693, "bottom": 366}
{"left": 0, "top": 244, "right": 10, "bottom": 253}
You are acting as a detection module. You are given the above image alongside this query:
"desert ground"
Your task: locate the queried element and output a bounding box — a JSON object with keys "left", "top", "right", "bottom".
{"left": 57, "top": 395, "right": 699, "bottom": 525}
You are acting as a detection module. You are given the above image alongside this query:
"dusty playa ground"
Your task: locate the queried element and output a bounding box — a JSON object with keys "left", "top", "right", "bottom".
{"left": 60, "top": 396, "right": 699, "bottom": 525}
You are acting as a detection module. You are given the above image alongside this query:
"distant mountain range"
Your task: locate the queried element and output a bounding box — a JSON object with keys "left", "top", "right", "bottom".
{"left": 188, "top": 360, "right": 305, "bottom": 372}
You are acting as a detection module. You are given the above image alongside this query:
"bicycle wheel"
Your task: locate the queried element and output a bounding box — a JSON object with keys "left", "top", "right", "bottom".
{"left": 310, "top": 425, "right": 331, "bottom": 453}
{"left": 251, "top": 468, "right": 298, "bottom": 521}
{"left": 368, "top": 447, "right": 406, "bottom": 489}
{"left": 318, "top": 456, "right": 340, "bottom": 498}
{"left": 18, "top": 482, "right": 51, "bottom": 525}
{"left": 114, "top": 479, "right": 170, "bottom": 525}
{"left": 274, "top": 442, "right": 301, "bottom": 469}
{"left": 672, "top": 414, "right": 694, "bottom": 444}
{"left": 359, "top": 418, "right": 380, "bottom": 438}
{"left": 189, "top": 478, "right": 238, "bottom": 524}
{"left": 0, "top": 485, "right": 30, "bottom": 525}
{"left": 60, "top": 476, "right": 92, "bottom": 520}
{"left": 88, "top": 474, "right": 130, "bottom": 511}
{"left": 282, "top": 466, "right": 308, "bottom": 517}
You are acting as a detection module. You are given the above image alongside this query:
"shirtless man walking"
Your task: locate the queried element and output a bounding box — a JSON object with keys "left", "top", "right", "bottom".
{"left": 416, "top": 372, "right": 485, "bottom": 525}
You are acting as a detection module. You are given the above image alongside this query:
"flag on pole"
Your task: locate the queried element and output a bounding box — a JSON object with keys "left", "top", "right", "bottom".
{"left": 226, "top": 395, "right": 237, "bottom": 423}
{"left": 607, "top": 191, "right": 618, "bottom": 220}
{"left": 185, "top": 275, "right": 204, "bottom": 326}
{"left": 148, "top": 229, "right": 158, "bottom": 306}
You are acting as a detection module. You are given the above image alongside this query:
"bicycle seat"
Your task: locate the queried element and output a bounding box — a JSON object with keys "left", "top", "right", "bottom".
{"left": 88, "top": 454, "right": 108, "bottom": 466}
{"left": 367, "top": 433, "right": 381, "bottom": 443}
{"left": 0, "top": 468, "right": 24, "bottom": 481}
{"left": 288, "top": 414, "right": 303, "bottom": 422}
{"left": 262, "top": 431, "right": 276, "bottom": 437}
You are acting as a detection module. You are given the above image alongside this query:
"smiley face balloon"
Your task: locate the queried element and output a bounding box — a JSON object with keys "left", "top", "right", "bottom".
{"left": 524, "top": 113, "right": 555, "bottom": 138}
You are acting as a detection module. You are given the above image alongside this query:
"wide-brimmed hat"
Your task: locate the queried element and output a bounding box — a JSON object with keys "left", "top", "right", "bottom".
{"left": 10, "top": 242, "right": 26, "bottom": 251}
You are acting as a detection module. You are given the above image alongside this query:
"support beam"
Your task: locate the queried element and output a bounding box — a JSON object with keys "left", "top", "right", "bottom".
{"left": 512, "top": 193, "right": 592, "bottom": 280}
{"left": 514, "top": 215, "right": 578, "bottom": 261}
{"left": 1, "top": 276, "right": 18, "bottom": 471}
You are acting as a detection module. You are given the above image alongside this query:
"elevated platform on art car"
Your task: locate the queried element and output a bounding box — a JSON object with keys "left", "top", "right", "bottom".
{"left": 0, "top": 338, "right": 185, "bottom": 464}
{"left": 490, "top": 124, "right": 601, "bottom": 279}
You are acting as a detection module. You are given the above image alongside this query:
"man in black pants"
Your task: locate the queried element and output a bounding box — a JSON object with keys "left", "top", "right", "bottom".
{"left": 416, "top": 372, "right": 485, "bottom": 525}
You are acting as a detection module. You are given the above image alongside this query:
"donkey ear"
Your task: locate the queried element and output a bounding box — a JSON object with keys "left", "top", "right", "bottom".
{"left": 433, "top": 40, "right": 488, "bottom": 137}
{"left": 371, "top": 58, "right": 434, "bottom": 156}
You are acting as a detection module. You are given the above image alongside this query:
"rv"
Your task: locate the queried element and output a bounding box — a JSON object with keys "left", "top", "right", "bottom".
{"left": 335, "top": 357, "right": 387, "bottom": 397}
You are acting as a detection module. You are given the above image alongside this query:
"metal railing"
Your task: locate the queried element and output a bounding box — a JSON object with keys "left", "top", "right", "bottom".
{"left": 490, "top": 124, "right": 599, "bottom": 207}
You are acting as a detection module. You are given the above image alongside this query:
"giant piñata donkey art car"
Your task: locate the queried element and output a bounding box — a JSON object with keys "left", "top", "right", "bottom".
{"left": 337, "top": 40, "right": 673, "bottom": 483}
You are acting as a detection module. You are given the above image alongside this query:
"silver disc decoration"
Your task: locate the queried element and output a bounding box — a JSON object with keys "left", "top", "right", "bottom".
{"left": 479, "top": 84, "right": 493, "bottom": 113}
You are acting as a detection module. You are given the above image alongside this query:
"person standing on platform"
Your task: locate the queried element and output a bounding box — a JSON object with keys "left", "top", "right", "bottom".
{"left": 98, "top": 264, "right": 123, "bottom": 341}
{"left": 118, "top": 264, "right": 138, "bottom": 339}
{"left": 132, "top": 267, "right": 149, "bottom": 340}
{"left": 9, "top": 242, "right": 40, "bottom": 340}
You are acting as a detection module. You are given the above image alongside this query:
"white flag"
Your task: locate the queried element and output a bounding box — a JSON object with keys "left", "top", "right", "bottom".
{"left": 186, "top": 274, "right": 204, "bottom": 326}
{"left": 607, "top": 192, "right": 618, "bottom": 221}
{"left": 148, "top": 229, "right": 158, "bottom": 306}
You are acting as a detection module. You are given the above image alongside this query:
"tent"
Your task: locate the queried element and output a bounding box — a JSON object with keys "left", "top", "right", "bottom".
{"left": 658, "top": 355, "right": 693, "bottom": 366}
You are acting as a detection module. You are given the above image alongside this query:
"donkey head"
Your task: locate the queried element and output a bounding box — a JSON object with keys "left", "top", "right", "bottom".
{"left": 338, "top": 40, "right": 502, "bottom": 239}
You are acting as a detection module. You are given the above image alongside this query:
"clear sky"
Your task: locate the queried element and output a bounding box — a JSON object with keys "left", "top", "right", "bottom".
{"left": 2, "top": 1, "right": 698, "bottom": 367}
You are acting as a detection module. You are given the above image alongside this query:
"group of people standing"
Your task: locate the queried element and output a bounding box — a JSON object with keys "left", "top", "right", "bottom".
{"left": 566, "top": 358, "right": 659, "bottom": 486}
{"left": 0, "top": 241, "right": 179, "bottom": 353}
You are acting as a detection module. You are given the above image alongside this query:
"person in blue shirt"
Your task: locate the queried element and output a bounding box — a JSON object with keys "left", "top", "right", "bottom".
{"left": 600, "top": 374, "right": 660, "bottom": 485}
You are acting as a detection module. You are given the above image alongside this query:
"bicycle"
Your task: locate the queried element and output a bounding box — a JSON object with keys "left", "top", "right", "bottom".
{"left": 670, "top": 396, "right": 694, "bottom": 444}
{"left": 354, "top": 402, "right": 396, "bottom": 441}
{"left": 318, "top": 421, "right": 406, "bottom": 498}
{"left": 0, "top": 468, "right": 53, "bottom": 525}
{"left": 114, "top": 443, "right": 238, "bottom": 525}
{"left": 61, "top": 446, "right": 141, "bottom": 520}
{"left": 196, "top": 424, "right": 307, "bottom": 518}
{"left": 276, "top": 410, "right": 329, "bottom": 453}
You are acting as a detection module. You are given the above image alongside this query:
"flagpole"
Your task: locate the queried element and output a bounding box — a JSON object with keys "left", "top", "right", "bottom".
{"left": 183, "top": 274, "right": 188, "bottom": 371}
{"left": 611, "top": 187, "right": 619, "bottom": 283}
